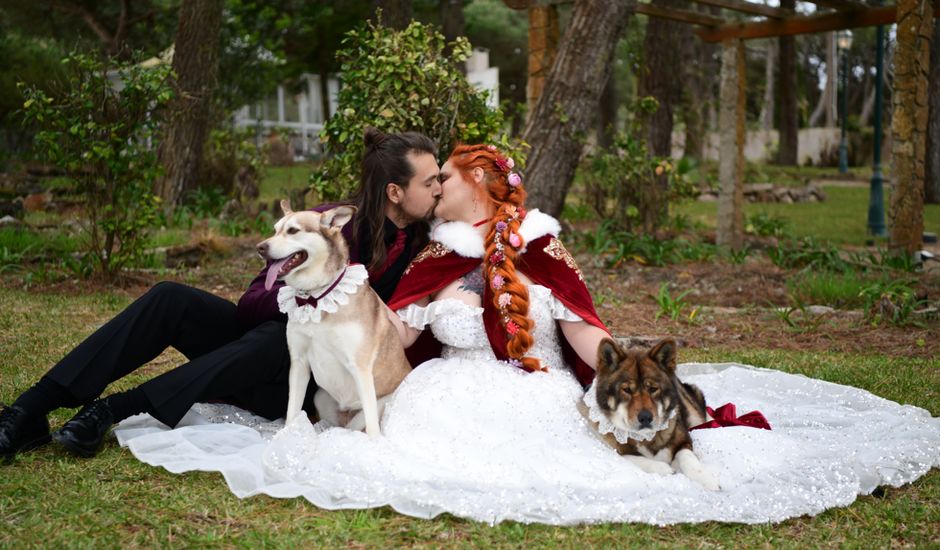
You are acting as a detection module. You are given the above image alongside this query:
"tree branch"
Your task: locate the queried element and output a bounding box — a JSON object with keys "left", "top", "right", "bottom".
{"left": 45, "top": 0, "right": 114, "bottom": 48}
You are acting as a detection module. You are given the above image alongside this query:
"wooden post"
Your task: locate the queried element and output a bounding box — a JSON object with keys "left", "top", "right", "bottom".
{"left": 526, "top": 5, "right": 559, "bottom": 121}
{"left": 717, "top": 38, "right": 745, "bottom": 250}
{"left": 889, "top": 0, "right": 933, "bottom": 255}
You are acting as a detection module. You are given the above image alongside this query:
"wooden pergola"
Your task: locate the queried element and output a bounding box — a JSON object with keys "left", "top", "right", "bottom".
{"left": 507, "top": 0, "right": 938, "bottom": 253}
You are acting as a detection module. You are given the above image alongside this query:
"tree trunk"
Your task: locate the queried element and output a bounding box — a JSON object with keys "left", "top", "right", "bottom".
{"left": 717, "top": 38, "right": 745, "bottom": 251}
{"left": 638, "top": 0, "right": 687, "bottom": 158}
{"left": 683, "top": 7, "right": 720, "bottom": 160}
{"left": 859, "top": 82, "right": 876, "bottom": 125}
{"left": 596, "top": 73, "right": 618, "bottom": 150}
{"left": 759, "top": 40, "right": 776, "bottom": 131}
{"left": 373, "top": 0, "right": 412, "bottom": 30}
{"left": 637, "top": 0, "right": 688, "bottom": 227}
{"left": 889, "top": 0, "right": 933, "bottom": 255}
{"left": 521, "top": 0, "right": 634, "bottom": 217}
{"left": 525, "top": 5, "right": 560, "bottom": 122}
{"left": 776, "top": 0, "right": 798, "bottom": 165}
{"left": 319, "top": 70, "right": 332, "bottom": 125}
{"left": 155, "top": 0, "right": 224, "bottom": 211}
{"left": 809, "top": 33, "right": 838, "bottom": 128}
{"left": 440, "top": 0, "right": 465, "bottom": 42}
{"left": 926, "top": 18, "right": 940, "bottom": 204}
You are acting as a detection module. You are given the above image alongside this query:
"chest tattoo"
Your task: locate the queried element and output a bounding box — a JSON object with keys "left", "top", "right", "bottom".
{"left": 458, "top": 265, "right": 484, "bottom": 296}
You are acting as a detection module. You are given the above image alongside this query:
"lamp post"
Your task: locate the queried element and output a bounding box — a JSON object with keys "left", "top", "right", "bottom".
{"left": 837, "top": 30, "right": 852, "bottom": 174}
{"left": 868, "top": 23, "right": 887, "bottom": 237}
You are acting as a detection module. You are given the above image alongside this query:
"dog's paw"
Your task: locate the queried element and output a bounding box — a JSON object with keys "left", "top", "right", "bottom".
{"left": 688, "top": 468, "right": 721, "bottom": 491}
{"left": 626, "top": 455, "right": 675, "bottom": 476}
{"left": 675, "top": 449, "right": 721, "bottom": 491}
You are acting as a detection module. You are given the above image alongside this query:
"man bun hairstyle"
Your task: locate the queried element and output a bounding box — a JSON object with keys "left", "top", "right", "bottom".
{"left": 448, "top": 144, "right": 542, "bottom": 373}
{"left": 354, "top": 127, "right": 438, "bottom": 273}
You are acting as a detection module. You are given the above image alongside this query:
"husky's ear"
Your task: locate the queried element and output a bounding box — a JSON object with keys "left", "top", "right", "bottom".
{"left": 320, "top": 205, "right": 357, "bottom": 229}
{"left": 596, "top": 338, "right": 624, "bottom": 375}
{"left": 649, "top": 338, "right": 677, "bottom": 373}
{"left": 280, "top": 199, "right": 293, "bottom": 216}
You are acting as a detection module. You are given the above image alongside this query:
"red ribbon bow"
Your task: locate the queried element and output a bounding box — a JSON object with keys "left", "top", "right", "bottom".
{"left": 689, "top": 403, "right": 772, "bottom": 431}
{"left": 294, "top": 267, "right": 348, "bottom": 309}
{"left": 294, "top": 295, "right": 320, "bottom": 308}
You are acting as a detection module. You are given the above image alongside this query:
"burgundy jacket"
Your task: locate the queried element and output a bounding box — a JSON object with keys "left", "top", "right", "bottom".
{"left": 234, "top": 204, "right": 424, "bottom": 329}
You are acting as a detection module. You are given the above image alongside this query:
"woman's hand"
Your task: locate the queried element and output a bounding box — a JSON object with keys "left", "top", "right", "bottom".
{"left": 385, "top": 296, "right": 430, "bottom": 349}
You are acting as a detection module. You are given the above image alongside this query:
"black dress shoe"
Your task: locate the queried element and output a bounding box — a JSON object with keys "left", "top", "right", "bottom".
{"left": 53, "top": 400, "right": 114, "bottom": 458}
{"left": 0, "top": 404, "right": 51, "bottom": 462}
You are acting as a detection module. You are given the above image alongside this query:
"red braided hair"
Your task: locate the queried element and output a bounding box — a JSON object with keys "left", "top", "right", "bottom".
{"left": 448, "top": 144, "right": 543, "bottom": 372}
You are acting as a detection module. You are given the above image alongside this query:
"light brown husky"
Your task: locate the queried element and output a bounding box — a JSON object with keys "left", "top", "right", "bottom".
{"left": 257, "top": 201, "right": 411, "bottom": 436}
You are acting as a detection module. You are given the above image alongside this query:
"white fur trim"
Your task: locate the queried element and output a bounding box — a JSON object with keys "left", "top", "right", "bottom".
{"left": 429, "top": 209, "right": 561, "bottom": 259}
{"left": 517, "top": 209, "right": 561, "bottom": 251}
{"left": 431, "top": 220, "right": 485, "bottom": 258}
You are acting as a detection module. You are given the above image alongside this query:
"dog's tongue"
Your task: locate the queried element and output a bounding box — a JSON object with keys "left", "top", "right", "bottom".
{"left": 264, "top": 257, "right": 290, "bottom": 290}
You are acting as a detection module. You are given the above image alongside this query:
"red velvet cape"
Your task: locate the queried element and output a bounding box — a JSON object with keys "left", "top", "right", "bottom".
{"left": 388, "top": 234, "right": 609, "bottom": 387}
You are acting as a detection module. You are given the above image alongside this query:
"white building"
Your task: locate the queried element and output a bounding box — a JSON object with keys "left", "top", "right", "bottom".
{"left": 233, "top": 48, "right": 499, "bottom": 158}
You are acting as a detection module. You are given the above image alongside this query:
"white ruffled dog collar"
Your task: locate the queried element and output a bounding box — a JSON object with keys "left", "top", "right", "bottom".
{"left": 583, "top": 383, "right": 676, "bottom": 443}
{"left": 277, "top": 264, "right": 368, "bottom": 324}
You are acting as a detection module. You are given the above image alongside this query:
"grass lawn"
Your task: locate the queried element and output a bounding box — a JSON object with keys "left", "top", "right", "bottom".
{"left": 674, "top": 185, "right": 940, "bottom": 247}
{"left": 259, "top": 163, "right": 320, "bottom": 205}
{"left": 1, "top": 286, "right": 937, "bottom": 547}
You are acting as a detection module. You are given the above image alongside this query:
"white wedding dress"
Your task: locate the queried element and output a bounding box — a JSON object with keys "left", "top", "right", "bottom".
{"left": 114, "top": 284, "right": 940, "bottom": 525}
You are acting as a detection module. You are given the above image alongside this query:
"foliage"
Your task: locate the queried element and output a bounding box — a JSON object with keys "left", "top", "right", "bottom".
{"left": 20, "top": 53, "right": 174, "bottom": 279}
{"left": 215, "top": 0, "right": 292, "bottom": 114}
{"left": 786, "top": 271, "right": 870, "bottom": 309}
{"left": 198, "top": 125, "right": 268, "bottom": 202}
{"left": 463, "top": 0, "right": 529, "bottom": 127}
{"left": 746, "top": 212, "right": 791, "bottom": 238}
{"left": 0, "top": 30, "right": 68, "bottom": 162}
{"left": 311, "top": 19, "right": 510, "bottom": 201}
{"left": 574, "top": 219, "right": 718, "bottom": 267}
{"left": 652, "top": 282, "right": 699, "bottom": 323}
{"left": 579, "top": 97, "right": 698, "bottom": 234}
{"left": 847, "top": 247, "right": 918, "bottom": 273}
{"left": 859, "top": 278, "right": 926, "bottom": 327}
{"left": 766, "top": 236, "right": 849, "bottom": 272}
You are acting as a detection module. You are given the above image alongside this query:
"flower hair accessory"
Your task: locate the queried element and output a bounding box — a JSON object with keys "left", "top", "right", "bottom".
{"left": 494, "top": 156, "right": 515, "bottom": 173}
{"left": 487, "top": 205, "right": 527, "bottom": 353}
{"left": 507, "top": 172, "right": 522, "bottom": 188}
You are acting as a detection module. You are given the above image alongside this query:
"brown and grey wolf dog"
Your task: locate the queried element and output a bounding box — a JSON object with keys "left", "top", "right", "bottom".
{"left": 257, "top": 201, "right": 411, "bottom": 437}
{"left": 582, "top": 338, "right": 720, "bottom": 490}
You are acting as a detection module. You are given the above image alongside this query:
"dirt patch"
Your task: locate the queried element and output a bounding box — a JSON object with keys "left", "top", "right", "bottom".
{"left": 583, "top": 251, "right": 938, "bottom": 359}
{"left": 7, "top": 235, "right": 938, "bottom": 360}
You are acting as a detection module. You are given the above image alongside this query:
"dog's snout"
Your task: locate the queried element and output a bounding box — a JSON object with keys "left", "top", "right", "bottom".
{"left": 257, "top": 241, "right": 269, "bottom": 258}
{"left": 638, "top": 410, "right": 653, "bottom": 427}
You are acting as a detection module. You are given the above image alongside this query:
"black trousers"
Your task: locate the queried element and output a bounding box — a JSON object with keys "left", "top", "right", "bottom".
{"left": 44, "top": 281, "right": 314, "bottom": 427}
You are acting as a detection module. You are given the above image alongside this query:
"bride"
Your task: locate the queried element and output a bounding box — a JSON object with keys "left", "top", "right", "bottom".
{"left": 114, "top": 144, "right": 940, "bottom": 526}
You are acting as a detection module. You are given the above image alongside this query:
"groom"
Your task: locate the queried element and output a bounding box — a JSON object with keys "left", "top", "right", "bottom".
{"left": 0, "top": 127, "right": 442, "bottom": 461}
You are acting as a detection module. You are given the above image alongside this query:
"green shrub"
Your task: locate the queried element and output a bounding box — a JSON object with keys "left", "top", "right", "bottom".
{"left": 199, "top": 126, "right": 267, "bottom": 203}
{"left": 746, "top": 212, "right": 791, "bottom": 238}
{"left": 20, "top": 53, "right": 173, "bottom": 279}
{"left": 860, "top": 278, "right": 926, "bottom": 326}
{"left": 311, "top": 19, "right": 511, "bottom": 201}
{"left": 766, "top": 237, "right": 848, "bottom": 272}
{"left": 579, "top": 97, "right": 698, "bottom": 234}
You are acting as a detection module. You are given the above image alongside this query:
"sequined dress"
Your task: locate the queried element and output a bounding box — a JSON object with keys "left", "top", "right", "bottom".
{"left": 114, "top": 285, "right": 940, "bottom": 525}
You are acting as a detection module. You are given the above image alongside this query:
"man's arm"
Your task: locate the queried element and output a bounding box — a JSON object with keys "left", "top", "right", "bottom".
{"left": 235, "top": 263, "right": 287, "bottom": 328}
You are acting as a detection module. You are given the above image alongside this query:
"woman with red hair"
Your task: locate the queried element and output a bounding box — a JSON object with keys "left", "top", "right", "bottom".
{"left": 387, "top": 143, "right": 611, "bottom": 384}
